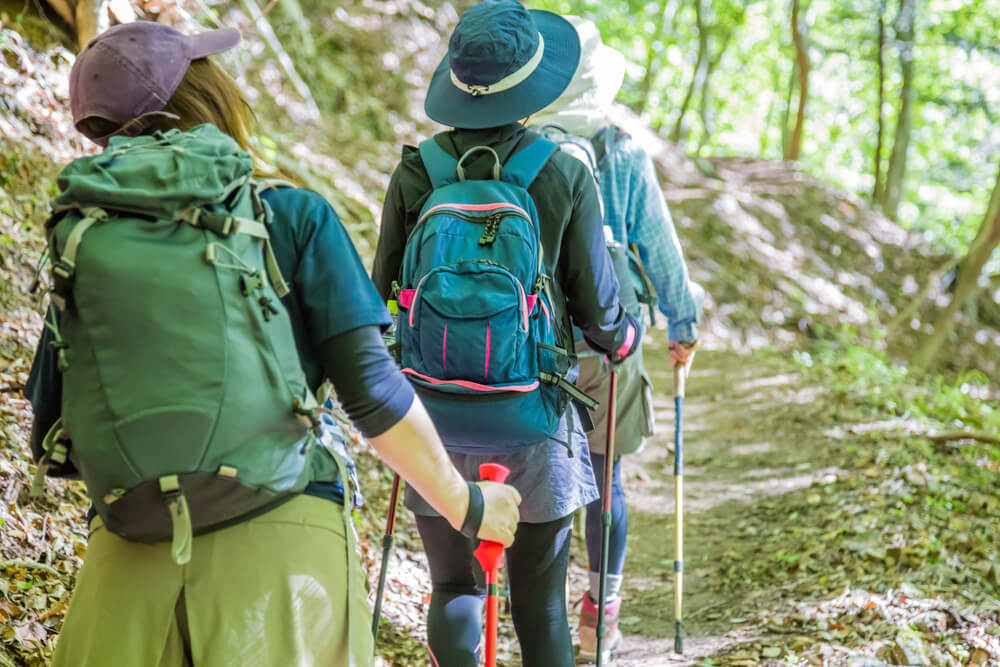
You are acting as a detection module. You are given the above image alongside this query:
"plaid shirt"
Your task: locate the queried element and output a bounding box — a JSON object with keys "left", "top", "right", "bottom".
{"left": 597, "top": 130, "right": 705, "bottom": 342}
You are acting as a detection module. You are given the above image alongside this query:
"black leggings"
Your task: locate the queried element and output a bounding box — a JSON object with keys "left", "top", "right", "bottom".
{"left": 415, "top": 514, "right": 575, "bottom": 667}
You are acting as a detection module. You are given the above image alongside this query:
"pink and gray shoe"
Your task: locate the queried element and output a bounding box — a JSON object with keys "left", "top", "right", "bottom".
{"left": 577, "top": 593, "right": 623, "bottom": 663}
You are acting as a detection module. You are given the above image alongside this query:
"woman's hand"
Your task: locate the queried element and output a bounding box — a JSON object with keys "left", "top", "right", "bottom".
{"left": 474, "top": 481, "right": 521, "bottom": 546}
{"left": 368, "top": 397, "right": 521, "bottom": 547}
{"left": 669, "top": 339, "right": 699, "bottom": 369}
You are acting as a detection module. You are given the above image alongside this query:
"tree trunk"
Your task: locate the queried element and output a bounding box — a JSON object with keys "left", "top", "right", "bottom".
{"left": 636, "top": 0, "right": 679, "bottom": 115}
{"left": 785, "top": 0, "right": 810, "bottom": 161}
{"left": 880, "top": 0, "right": 916, "bottom": 219}
{"left": 47, "top": 0, "right": 133, "bottom": 51}
{"left": 913, "top": 168, "right": 1000, "bottom": 371}
{"left": 872, "top": 0, "right": 887, "bottom": 202}
{"left": 671, "top": 0, "right": 709, "bottom": 144}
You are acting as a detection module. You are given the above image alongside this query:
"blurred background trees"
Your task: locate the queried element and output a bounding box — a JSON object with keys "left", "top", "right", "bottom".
{"left": 536, "top": 0, "right": 1000, "bottom": 370}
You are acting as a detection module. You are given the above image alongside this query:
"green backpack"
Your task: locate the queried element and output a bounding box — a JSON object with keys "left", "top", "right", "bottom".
{"left": 37, "top": 124, "right": 338, "bottom": 564}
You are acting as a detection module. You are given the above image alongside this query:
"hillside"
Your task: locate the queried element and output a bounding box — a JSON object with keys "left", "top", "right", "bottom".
{"left": 1, "top": 1, "right": 998, "bottom": 665}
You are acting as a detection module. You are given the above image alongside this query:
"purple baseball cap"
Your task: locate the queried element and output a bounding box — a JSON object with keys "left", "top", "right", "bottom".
{"left": 69, "top": 21, "right": 241, "bottom": 146}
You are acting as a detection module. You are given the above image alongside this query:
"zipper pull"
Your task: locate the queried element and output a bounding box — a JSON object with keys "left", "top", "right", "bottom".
{"left": 478, "top": 213, "right": 502, "bottom": 246}
{"left": 259, "top": 295, "right": 281, "bottom": 321}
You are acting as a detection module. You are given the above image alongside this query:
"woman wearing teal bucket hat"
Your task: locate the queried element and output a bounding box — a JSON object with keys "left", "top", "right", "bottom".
{"left": 372, "top": 1, "right": 640, "bottom": 665}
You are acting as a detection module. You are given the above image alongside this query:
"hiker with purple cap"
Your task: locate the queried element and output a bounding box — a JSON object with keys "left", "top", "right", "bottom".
{"left": 26, "top": 21, "right": 521, "bottom": 666}
{"left": 529, "top": 17, "right": 706, "bottom": 663}
{"left": 371, "top": 2, "right": 640, "bottom": 665}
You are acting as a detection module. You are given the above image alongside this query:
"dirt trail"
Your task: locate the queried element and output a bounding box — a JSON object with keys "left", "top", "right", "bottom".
{"left": 572, "top": 335, "right": 840, "bottom": 666}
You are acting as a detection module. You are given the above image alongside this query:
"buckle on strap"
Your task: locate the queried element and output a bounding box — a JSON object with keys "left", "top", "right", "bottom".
{"left": 52, "top": 259, "right": 74, "bottom": 280}
{"left": 159, "top": 475, "right": 192, "bottom": 565}
{"left": 539, "top": 371, "right": 600, "bottom": 411}
{"left": 194, "top": 211, "right": 235, "bottom": 236}
{"left": 50, "top": 207, "right": 108, "bottom": 304}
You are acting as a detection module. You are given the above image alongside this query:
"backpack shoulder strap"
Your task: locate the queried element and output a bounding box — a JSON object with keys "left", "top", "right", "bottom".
{"left": 590, "top": 125, "right": 630, "bottom": 167}
{"left": 502, "top": 137, "right": 557, "bottom": 189}
{"left": 418, "top": 138, "right": 459, "bottom": 189}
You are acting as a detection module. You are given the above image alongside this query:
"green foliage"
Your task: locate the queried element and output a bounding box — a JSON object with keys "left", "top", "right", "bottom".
{"left": 531, "top": 0, "right": 1000, "bottom": 263}
{"left": 794, "top": 337, "right": 999, "bottom": 435}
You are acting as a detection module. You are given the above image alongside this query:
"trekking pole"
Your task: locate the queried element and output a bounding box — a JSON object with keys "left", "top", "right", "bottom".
{"left": 502, "top": 560, "right": 511, "bottom": 615}
{"left": 473, "top": 463, "right": 511, "bottom": 667}
{"left": 673, "top": 364, "right": 686, "bottom": 654}
{"left": 372, "top": 473, "right": 402, "bottom": 639}
{"left": 596, "top": 366, "right": 619, "bottom": 667}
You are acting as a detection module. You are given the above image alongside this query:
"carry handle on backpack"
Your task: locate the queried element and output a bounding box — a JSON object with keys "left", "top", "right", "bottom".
{"left": 456, "top": 145, "right": 502, "bottom": 182}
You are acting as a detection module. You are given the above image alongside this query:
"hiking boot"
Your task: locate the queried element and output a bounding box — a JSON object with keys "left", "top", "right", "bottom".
{"left": 577, "top": 593, "right": 622, "bottom": 663}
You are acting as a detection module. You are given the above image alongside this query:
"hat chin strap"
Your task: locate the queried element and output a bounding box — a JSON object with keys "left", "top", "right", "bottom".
{"left": 450, "top": 33, "right": 545, "bottom": 97}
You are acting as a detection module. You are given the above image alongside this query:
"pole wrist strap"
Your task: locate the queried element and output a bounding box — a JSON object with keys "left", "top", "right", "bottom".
{"left": 460, "top": 481, "right": 485, "bottom": 540}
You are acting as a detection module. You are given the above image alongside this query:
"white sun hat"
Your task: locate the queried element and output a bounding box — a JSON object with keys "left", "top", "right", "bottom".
{"left": 529, "top": 16, "right": 627, "bottom": 137}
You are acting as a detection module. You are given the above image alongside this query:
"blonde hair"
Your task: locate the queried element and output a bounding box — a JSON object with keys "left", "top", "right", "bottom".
{"left": 146, "top": 59, "right": 256, "bottom": 150}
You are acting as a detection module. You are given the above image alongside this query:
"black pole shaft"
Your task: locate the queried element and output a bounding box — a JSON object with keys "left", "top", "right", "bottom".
{"left": 596, "top": 369, "right": 618, "bottom": 667}
{"left": 372, "top": 473, "right": 402, "bottom": 639}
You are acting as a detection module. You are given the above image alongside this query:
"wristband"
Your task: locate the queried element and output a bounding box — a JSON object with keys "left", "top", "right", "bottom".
{"left": 460, "top": 481, "right": 485, "bottom": 540}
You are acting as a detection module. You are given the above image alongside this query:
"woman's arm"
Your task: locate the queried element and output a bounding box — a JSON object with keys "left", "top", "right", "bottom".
{"left": 317, "top": 326, "right": 520, "bottom": 545}
{"left": 557, "top": 157, "right": 640, "bottom": 361}
{"left": 368, "top": 400, "right": 520, "bottom": 546}
{"left": 25, "top": 307, "right": 78, "bottom": 477}
{"left": 626, "top": 146, "right": 704, "bottom": 342}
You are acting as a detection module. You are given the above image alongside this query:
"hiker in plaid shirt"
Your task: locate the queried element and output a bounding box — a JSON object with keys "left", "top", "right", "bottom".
{"left": 594, "top": 129, "right": 704, "bottom": 343}
{"left": 531, "top": 16, "right": 706, "bottom": 663}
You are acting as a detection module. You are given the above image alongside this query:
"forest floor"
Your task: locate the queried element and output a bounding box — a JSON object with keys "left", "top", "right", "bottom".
{"left": 363, "top": 336, "right": 1000, "bottom": 667}
{"left": 2, "top": 4, "right": 999, "bottom": 665}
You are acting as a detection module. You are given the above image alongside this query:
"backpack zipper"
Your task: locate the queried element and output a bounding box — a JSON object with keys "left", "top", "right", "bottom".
{"left": 403, "top": 205, "right": 544, "bottom": 290}
{"left": 409, "top": 261, "right": 530, "bottom": 333}
{"left": 409, "top": 205, "right": 535, "bottom": 245}
{"left": 478, "top": 213, "right": 502, "bottom": 245}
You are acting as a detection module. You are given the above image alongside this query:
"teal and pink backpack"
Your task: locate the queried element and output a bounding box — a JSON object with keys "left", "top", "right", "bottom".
{"left": 396, "top": 137, "right": 597, "bottom": 454}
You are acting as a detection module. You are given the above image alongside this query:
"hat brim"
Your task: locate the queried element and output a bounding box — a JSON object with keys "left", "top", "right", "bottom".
{"left": 190, "top": 27, "right": 241, "bottom": 59}
{"left": 425, "top": 10, "right": 581, "bottom": 129}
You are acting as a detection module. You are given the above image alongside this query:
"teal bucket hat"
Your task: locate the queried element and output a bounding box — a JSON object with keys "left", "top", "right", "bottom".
{"left": 425, "top": 0, "right": 582, "bottom": 129}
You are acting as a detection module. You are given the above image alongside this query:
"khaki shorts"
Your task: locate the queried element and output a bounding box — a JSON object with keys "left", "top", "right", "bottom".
{"left": 576, "top": 341, "right": 655, "bottom": 456}
{"left": 53, "top": 494, "right": 374, "bottom": 667}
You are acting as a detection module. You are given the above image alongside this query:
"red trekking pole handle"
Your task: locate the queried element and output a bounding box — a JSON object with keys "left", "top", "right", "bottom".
{"left": 473, "top": 463, "right": 510, "bottom": 667}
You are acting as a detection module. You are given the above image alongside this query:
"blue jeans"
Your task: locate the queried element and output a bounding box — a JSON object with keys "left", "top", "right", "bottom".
{"left": 585, "top": 453, "right": 628, "bottom": 581}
